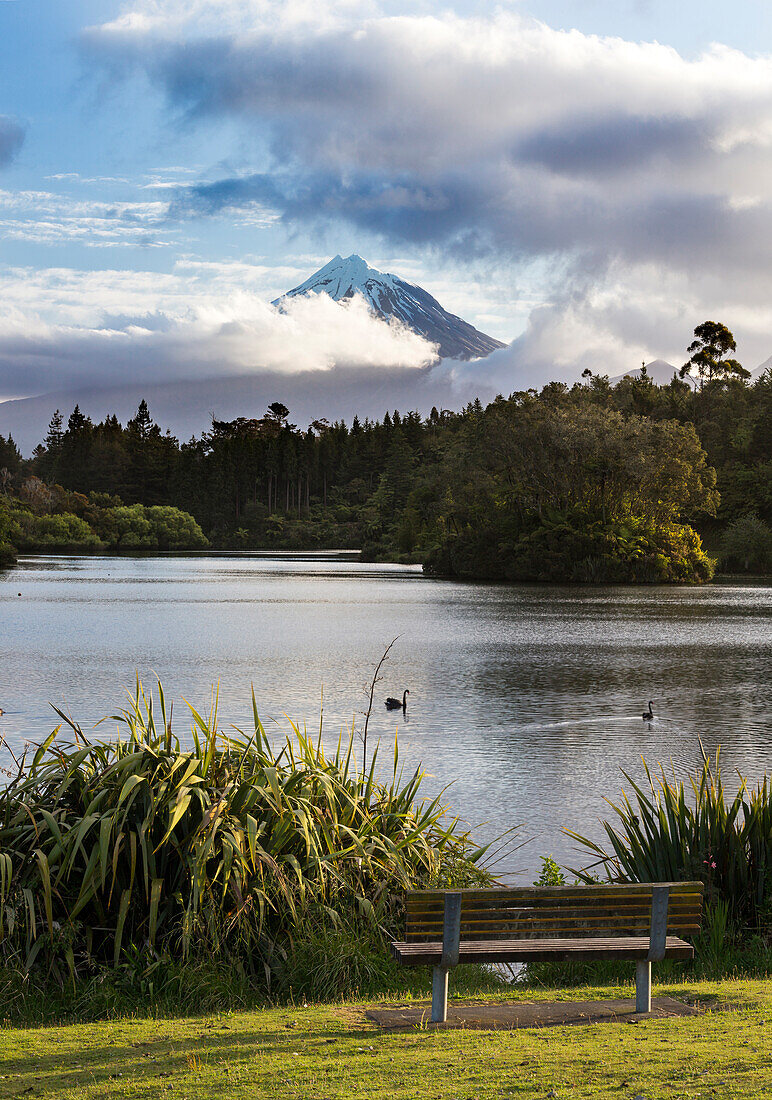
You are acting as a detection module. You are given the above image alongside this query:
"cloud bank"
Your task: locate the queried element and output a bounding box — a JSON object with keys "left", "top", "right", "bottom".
{"left": 0, "top": 264, "right": 437, "bottom": 400}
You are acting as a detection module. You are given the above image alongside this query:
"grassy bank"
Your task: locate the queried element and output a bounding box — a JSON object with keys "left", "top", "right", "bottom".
{"left": 0, "top": 978, "right": 770, "bottom": 1099}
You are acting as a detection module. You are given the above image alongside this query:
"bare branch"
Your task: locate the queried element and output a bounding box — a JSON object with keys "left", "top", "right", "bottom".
{"left": 360, "top": 636, "right": 400, "bottom": 767}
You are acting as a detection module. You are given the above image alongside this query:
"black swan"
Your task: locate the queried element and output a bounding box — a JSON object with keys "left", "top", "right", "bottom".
{"left": 642, "top": 701, "right": 654, "bottom": 721}
{"left": 385, "top": 690, "right": 409, "bottom": 711}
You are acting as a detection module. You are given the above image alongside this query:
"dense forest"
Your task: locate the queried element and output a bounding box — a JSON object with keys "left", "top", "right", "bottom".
{"left": 1, "top": 354, "right": 771, "bottom": 581}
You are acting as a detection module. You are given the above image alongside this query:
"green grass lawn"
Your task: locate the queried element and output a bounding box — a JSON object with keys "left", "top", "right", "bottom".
{"left": 1, "top": 979, "right": 770, "bottom": 1100}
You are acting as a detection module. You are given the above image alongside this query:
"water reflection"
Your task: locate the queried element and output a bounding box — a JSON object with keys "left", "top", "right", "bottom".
{"left": 0, "top": 554, "right": 770, "bottom": 874}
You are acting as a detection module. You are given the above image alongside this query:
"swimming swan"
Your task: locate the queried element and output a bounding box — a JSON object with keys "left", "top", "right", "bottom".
{"left": 642, "top": 701, "right": 654, "bottom": 721}
{"left": 385, "top": 690, "right": 409, "bottom": 711}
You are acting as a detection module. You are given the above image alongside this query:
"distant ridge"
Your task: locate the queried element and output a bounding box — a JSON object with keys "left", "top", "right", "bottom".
{"left": 610, "top": 359, "right": 679, "bottom": 385}
{"left": 274, "top": 254, "right": 506, "bottom": 361}
{"left": 613, "top": 356, "right": 771, "bottom": 384}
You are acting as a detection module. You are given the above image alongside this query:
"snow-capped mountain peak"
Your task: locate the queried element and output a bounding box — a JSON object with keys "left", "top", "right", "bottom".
{"left": 274, "top": 254, "right": 505, "bottom": 361}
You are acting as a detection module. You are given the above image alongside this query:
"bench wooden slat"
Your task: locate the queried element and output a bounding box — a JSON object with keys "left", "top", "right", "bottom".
{"left": 405, "top": 898, "right": 703, "bottom": 909}
{"left": 409, "top": 897, "right": 703, "bottom": 915}
{"left": 409, "top": 919, "right": 703, "bottom": 937}
{"left": 406, "top": 923, "right": 701, "bottom": 936}
{"left": 407, "top": 888, "right": 704, "bottom": 901}
{"left": 406, "top": 898, "right": 703, "bottom": 916}
{"left": 406, "top": 909, "right": 701, "bottom": 924}
{"left": 406, "top": 905, "right": 702, "bottom": 924}
{"left": 406, "top": 883, "right": 703, "bottom": 902}
{"left": 393, "top": 935, "right": 695, "bottom": 965}
{"left": 406, "top": 920, "right": 701, "bottom": 934}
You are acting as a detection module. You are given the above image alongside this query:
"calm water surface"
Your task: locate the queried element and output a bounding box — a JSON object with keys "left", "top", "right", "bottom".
{"left": 1, "top": 553, "right": 770, "bottom": 874}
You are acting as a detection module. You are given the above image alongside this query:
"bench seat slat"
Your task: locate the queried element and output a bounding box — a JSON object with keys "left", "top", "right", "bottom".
{"left": 392, "top": 935, "right": 695, "bottom": 966}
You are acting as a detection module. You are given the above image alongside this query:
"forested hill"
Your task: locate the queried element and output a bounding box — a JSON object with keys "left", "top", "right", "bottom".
{"left": 1, "top": 371, "right": 771, "bottom": 581}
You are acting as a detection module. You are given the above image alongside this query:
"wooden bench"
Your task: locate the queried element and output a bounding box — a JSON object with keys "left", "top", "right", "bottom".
{"left": 392, "top": 882, "right": 704, "bottom": 1022}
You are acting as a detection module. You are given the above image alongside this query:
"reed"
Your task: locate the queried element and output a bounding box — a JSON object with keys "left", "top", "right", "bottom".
{"left": 0, "top": 681, "right": 497, "bottom": 991}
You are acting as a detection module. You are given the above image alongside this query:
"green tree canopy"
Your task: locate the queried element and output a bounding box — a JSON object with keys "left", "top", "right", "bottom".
{"left": 680, "top": 321, "right": 751, "bottom": 387}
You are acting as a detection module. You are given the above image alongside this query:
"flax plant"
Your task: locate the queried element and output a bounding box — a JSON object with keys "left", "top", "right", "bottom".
{"left": 565, "top": 748, "right": 772, "bottom": 929}
{"left": 0, "top": 681, "right": 495, "bottom": 985}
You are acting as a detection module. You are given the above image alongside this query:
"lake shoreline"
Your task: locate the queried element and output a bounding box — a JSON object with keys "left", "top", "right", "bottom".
{"left": 2, "top": 545, "right": 769, "bottom": 583}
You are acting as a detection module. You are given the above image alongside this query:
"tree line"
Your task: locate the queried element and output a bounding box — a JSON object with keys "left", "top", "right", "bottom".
{"left": 1, "top": 324, "right": 770, "bottom": 579}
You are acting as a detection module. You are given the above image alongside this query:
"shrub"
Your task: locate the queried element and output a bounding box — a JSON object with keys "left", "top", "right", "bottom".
{"left": 144, "top": 506, "right": 208, "bottom": 550}
{"left": 89, "top": 503, "right": 208, "bottom": 550}
{"left": 720, "top": 514, "right": 772, "bottom": 573}
{"left": 12, "top": 510, "right": 102, "bottom": 551}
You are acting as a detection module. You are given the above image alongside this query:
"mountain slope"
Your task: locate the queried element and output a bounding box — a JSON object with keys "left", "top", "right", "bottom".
{"left": 274, "top": 254, "right": 506, "bottom": 361}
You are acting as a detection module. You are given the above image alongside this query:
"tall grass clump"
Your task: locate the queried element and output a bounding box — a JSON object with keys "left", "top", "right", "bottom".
{"left": 0, "top": 681, "right": 498, "bottom": 1002}
{"left": 565, "top": 748, "right": 772, "bottom": 933}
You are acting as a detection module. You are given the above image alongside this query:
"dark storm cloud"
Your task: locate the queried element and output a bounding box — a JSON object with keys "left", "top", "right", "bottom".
{"left": 516, "top": 114, "right": 706, "bottom": 178}
{"left": 168, "top": 165, "right": 772, "bottom": 284}
{"left": 151, "top": 35, "right": 378, "bottom": 120}
{"left": 167, "top": 172, "right": 281, "bottom": 217}
{"left": 169, "top": 171, "right": 490, "bottom": 250}
{"left": 0, "top": 116, "right": 25, "bottom": 168}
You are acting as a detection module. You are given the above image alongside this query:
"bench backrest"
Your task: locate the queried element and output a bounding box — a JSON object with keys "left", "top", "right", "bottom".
{"left": 404, "top": 883, "right": 704, "bottom": 943}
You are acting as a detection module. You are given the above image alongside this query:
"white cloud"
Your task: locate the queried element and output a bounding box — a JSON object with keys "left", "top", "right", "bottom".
{"left": 0, "top": 263, "right": 437, "bottom": 400}
{"left": 93, "top": 0, "right": 377, "bottom": 37}
{"left": 442, "top": 257, "right": 772, "bottom": 395}
{"left": 0, "top": 188, "right": 174, "bottom": 247}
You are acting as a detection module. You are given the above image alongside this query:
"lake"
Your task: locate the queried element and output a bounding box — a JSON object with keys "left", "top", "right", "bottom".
{"left": 1, "top": 553, "right": 770, "bottom": 875}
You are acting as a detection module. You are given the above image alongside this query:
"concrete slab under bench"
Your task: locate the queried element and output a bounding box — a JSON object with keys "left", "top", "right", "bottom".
{"left": 367, "top": 995, "right": 700, "bottom": 1030}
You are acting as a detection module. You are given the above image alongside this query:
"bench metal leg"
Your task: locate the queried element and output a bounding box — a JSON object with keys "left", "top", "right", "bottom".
{"left": 635, "top": 960, "right": 651, "bottom": 1014}
{"left": 431, "top": 966, "right": 449, "bottom": 1023}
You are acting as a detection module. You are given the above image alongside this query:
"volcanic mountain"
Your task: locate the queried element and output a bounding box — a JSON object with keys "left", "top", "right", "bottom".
{"left": 274, "top": 254, "right": 506, "bottom": 361}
